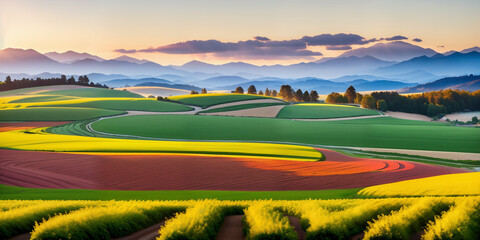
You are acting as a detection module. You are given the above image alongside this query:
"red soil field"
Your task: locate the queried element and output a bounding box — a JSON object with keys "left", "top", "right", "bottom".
{"left": 0, "top": 148, "right": 469, "bottom": 191}
{"left": 0, "top": 122, "right": 70, "bottom": 132}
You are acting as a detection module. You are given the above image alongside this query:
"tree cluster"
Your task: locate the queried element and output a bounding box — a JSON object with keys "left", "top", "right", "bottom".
{"left": 369, "top": 89, "right": 480, "bottom": 116}
{"left": 277, "top": 85, "right": 318, "bottom": 102}
{"left": 0, "top": 75, "right": 108, "bottom": 91}
{"left": 325, "top": 85, "right": 357, "bottom": 104}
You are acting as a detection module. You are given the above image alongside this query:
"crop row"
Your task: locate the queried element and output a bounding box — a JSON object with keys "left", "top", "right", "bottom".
{"left": 0, "top": 197, "right": 478, "bottom": 240}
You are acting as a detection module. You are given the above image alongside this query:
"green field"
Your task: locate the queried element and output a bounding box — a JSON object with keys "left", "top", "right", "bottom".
{"left": 0, "top": 184, "right": 360, "bottom": 200}
{"left": 169, "top": 93, "right": 280, "bottom": 108}
{"left": 89, "top": 115, "right": 480, "bottom": 153}
{"left": 199, "top": 102, "right": 287, "bottom": 113}
{"left": 277, "top": 103, "right": 380, "bottom": 119}
{"left": 44, "top": 99, "right": 194, "bottom": 112}
{"left": 37, "top": 88, "right": 143, "bottom": 98}
{"left": 0, "top": 107, "right": 125, "bottom": 121}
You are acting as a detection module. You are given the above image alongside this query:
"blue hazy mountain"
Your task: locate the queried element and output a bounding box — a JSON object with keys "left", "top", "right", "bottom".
{"left": 398, "top": 75, "right": 480, "bottom": 93}
{"left": 376, "top": 52, "right": 480, "bottom": 76}
{"left": 338, "top": 41, "right": 438, "bottom": 61}
{"left": 102, "top": 78, "right": 174, "bottom": 88}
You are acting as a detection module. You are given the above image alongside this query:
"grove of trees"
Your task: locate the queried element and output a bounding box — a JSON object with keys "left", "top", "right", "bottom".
{"left": 232, "top": 84, "right": 318, "bottom": 102}
{"left": 0, "top": 75, "right": 108, "bottom": 91}
{"left": 326, "top": 85, "right": 480, "bottom": 117}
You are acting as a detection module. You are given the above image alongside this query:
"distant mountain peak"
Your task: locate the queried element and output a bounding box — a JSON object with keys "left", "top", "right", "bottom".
{"left": 339, "top": 41, "right": 437, "bottom": 62}
{"left": 44, "top": 50, "right": 104, "bottom": 63}
{"left": 113, "top": 55, "right": 150, "bottom": 64}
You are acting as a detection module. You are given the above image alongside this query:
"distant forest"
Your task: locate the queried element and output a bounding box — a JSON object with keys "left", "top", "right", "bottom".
{"left": 326, "top": 86, "right": 480, "bottom": 117}
{"left": 0, "top": 75, "right": 108, "bottom": 91}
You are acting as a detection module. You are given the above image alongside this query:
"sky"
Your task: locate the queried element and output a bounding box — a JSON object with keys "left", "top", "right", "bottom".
{"left": 0, "top": 0, "right": 479, "bottom": 65}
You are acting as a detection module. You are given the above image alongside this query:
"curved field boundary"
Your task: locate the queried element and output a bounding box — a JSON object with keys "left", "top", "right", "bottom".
{"left": 202, "top": 98, "right": 286, "bottom": 111}
{"left": 169, "top": 93, "right": 281, "bottom": 108}
{"left": 200, "top": 105, "right": 286, "bottom": 118}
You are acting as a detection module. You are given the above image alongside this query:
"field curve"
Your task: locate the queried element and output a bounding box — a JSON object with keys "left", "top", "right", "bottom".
{"left": 0, "top": 148, "right": 468, "bottom": 191}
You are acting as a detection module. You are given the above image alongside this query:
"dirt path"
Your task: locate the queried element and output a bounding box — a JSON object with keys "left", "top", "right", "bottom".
{"left": 386, "top": 111, "right": 436, "bottom": 122}
{"left": 0, "top": 148, "right": 469, "bottom": 191}
{"left": 200, "top": 105, "right": 286, "bottom": 118}
{"left": 113, "top": 221, "right": 165, "bottom": 240}
{"left": 0, "top": 121, "right": 71, "bottom": 132}
{"left": 288, "top": 216, "right": 306, "bottom": 240}
{"left": 292, "top": 114, "right": 386, "bottom": 121}
{"left": 216, "top": 215, "right": 245, "bottom": 240}
{"left": 353, "top": 147, "right": 480, "bottom": 161}
{"left": 8, "top": 233, "right": 30, "bottom": 240}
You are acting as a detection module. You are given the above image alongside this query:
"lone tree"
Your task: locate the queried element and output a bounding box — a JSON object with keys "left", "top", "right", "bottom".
{"left": 344, "top": 86, "right": 356, "bottom": 103}
{"left": 361, "top": 95, "right": 376, "bottom": 109}
{"left": 472, "top": 116, "right": 478, "bottom": 124}
{"left": 272, "top": 89, "right": 278, "bottom": 97}
{"left": 309, "top": 90, "right": 319, "bottom": 102}
{"left": 279, "top": 85, "right": 294, "bottom": 101}
{"left": 201, "top": 88, "right": 207, "bottom": 94}
{"left": 377, "top": 99, "right": 387, "bottom": 111}
{"left": 302, "top": 91, "right": 311, "bottom": 102}
{"left": 235, "top": 86, "right": 244, "bottom": 94}
{"left": 247, "top": 85, "right": 257, "bottom": 94}
{"left": 258, "top": 90, "right": 264, "bottom": 95}
{"left": 294, "top": 89, "right": 303, "bottom": 102}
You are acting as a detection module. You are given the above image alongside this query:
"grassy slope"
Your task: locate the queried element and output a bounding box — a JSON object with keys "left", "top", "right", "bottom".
{"left": 0, "top": 107, "right": 125, "bottom": 121}
{"left": 277, "top": 103, "right": 380, "bottom": 119}
{"left": 44, "top": 99, "right": 194, "bottom": 112}
{"left": 37, "top": 88, "right": 143, "bottom": 98}
{"left": 0, "top": 184, "right": 360, "bottom": 200}
{"left": 199, "top": 102, "right": 287, "bottom": 113}
{"left": 91, "top": 115, "right": 480, "bottom": 153}
{"left": 169, "top": 93, "right": 279, "bottom": 108}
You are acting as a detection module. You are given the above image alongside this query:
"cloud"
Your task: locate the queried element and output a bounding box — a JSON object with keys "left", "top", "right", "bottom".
{"left": 326, "top": 45, "right": 352, "bottom": 51}
{"left": 301, "top": 33, "right": 377, "bottom": 46}
{"left": 254, "top": 36, "right": 270, "bottom": 41}
{"left": 114, "top": 48, "right": 137, "bottom": 54}
{"left": 412, "top": 38, "right": 422, "bottom": 42}
{"left": 384, "top": 35, "right": 408, "bottom": 41}
{"left": 113, "top": 33, "right": 421, "bottom": 60}
{"left": 128, "top": 38, "right": 321, "bottom": 59}
{"left": 437, "top": 45, "right": 445, "bottom": 48}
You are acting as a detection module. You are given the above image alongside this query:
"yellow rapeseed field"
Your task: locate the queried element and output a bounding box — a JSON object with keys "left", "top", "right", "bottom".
{"left": 358, "top": 172, "right": 480, "bottom": 197}
{"left": 0, "top": 128, "right": 323, "bottom": 161}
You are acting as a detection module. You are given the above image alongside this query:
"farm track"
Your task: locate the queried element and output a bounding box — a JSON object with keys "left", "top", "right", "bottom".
{"left": 217, "top": 215, "right": 245, "bottom": 240}
{"left": 0, "top": 148, "right": 468, "bottom": 191}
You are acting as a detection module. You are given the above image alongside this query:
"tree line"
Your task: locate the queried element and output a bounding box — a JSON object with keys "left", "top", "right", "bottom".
{"left": 0, "top": 75, "right": 109, "bottom": 91}
{"left": 326, "top": 86, "right": 480, "bottom": 117}
{"left": 191, "top": 84, "right": 320, "bottom": 102}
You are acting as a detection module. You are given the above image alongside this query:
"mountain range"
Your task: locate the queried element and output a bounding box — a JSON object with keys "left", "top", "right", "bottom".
{"left": 1, "top": 41, "right": 479, "bottom": 93}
